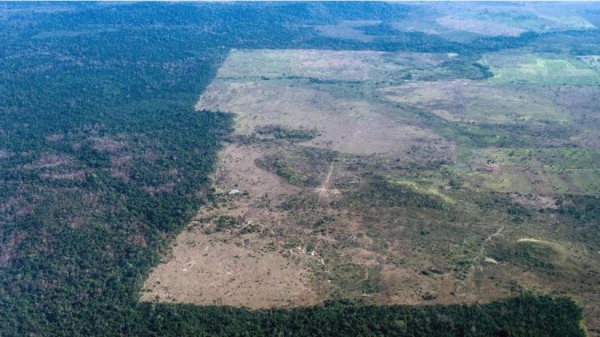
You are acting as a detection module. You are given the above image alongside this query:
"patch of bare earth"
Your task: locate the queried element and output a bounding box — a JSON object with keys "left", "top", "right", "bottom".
{"left": 510, "top": 193, "right": 558, "bottom": 210}
{"left": 140, "top": 230, "right": 317, "bottom": 308}
{"left": 141, "top": 142, "right": 320, "bottom": 308}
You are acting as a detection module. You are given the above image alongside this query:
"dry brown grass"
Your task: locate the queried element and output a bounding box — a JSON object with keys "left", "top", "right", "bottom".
{"left": 198, "top": 79, "right": 454, "bottom": 163}
{"left": 140, "top": 229, "right": 319, "bottom": 309}
{"left": 141, "top": 141, "right": 320, "bottom": 308}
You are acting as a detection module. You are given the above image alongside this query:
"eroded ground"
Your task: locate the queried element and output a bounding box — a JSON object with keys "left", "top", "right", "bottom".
{"left": 141, "top": 49, "right": 600, "bottom": 330}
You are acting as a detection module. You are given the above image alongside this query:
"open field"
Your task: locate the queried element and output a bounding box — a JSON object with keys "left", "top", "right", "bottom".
{"left": 381, "top": 80, "right": 570, "bottom": 125}
{"left": 213, "top": 49, "right": 456, "bottom": 83}
{"left": 444, "top": 3, "right": 595, "bottom": 33}
{"left": 140, "top": 229, "right": 319, "bottom": 309}
{"left": 482, "top": 53, "right": 600, "bottom": 85}
{"left": 313, "top": 20, "right": 380, "bottom": 42}
{"left": 580, "top": 55, "right": 600, "bottom": 71}
{"left": 141, "top": 142, "right": 320, "bottom": 309}
{"left": 392, "top": 2, "right": 595, "bottom": 42}
{"left": 461, "top": 147, "right": 600, "bottom": 195}
{"left": 436, "top": 15, "right": 525, "bottom": 37}
{"left": 143, "top": 49, "right": 600, "bottom": 333}
{"left": 197, "top": 79, "right": 454, "bottom": 162}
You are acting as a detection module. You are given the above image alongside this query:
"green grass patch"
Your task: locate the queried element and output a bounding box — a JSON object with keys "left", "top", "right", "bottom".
{"left": 485, "top": 147, "right": 600, "bottom": 169}
{"left": 461, "top": 147, "right": 600, "bottom": 195}
{"left": 387, "top": 175, "right": 455, "bottom": 204}
{"left": 469, "top": 8, "right": 594, "bottom": 32}
{"left": 483, "top": 53, "right": 600, "bottom": 85}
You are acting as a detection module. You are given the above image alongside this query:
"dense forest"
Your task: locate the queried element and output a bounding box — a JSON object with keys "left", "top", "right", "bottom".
{"left": 0, "top": 2, "right": 594, "bottom": 336}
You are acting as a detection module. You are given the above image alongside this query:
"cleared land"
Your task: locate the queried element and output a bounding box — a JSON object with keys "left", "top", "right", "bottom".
{"left": 140, "top": 143, "right": 320, "bottom": 309}
{"left": 197, "top": 80, "right": 453, "bottom": 161}
{"left": 313, "top": 20, "right": 380, "bottom": 42}
{"left": 213, "top": 49, "right": 454, "bottom": 82}
{"left": 143, "top": 50, "right": 462, "bottom": 307}
{"left": 381, "top": 80, "right": 570, "bottom": 124}
{"left": 142, "top": 49, "right": 600, "bottom": 331}
{"left": 436, "top": 16, "right": 525, "bottom": 37}
{"left": 455, "top": 4, "right": 596, "bottom": 33}
{"left": 482, "top": 53, "right": 600, "bottom": 85}
{"left": 392, "top": 3, "right": 595, "bottom": 42}
{"left": 462, "top": 147, "right": 600, "bottom": 195}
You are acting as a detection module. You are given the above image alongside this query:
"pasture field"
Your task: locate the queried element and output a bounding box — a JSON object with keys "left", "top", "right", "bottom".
{"left": 483, "top": 53, "right": 600, "bottom": 85}
{"left": 390, "top": 2, "right": 595, "bottom": 42}
{"left": 381, "top": 80, "right": 571, "bottom": 124}
{"left": 461, "top": 147, "right": 600, "bottom": 195}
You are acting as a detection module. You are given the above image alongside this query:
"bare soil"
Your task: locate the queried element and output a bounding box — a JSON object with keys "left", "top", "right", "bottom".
{"left": 140, "top": 229, "right": 318, "bottom": 309}
{"left": 141, "top": 142, "right": 321, "bottom": 309}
